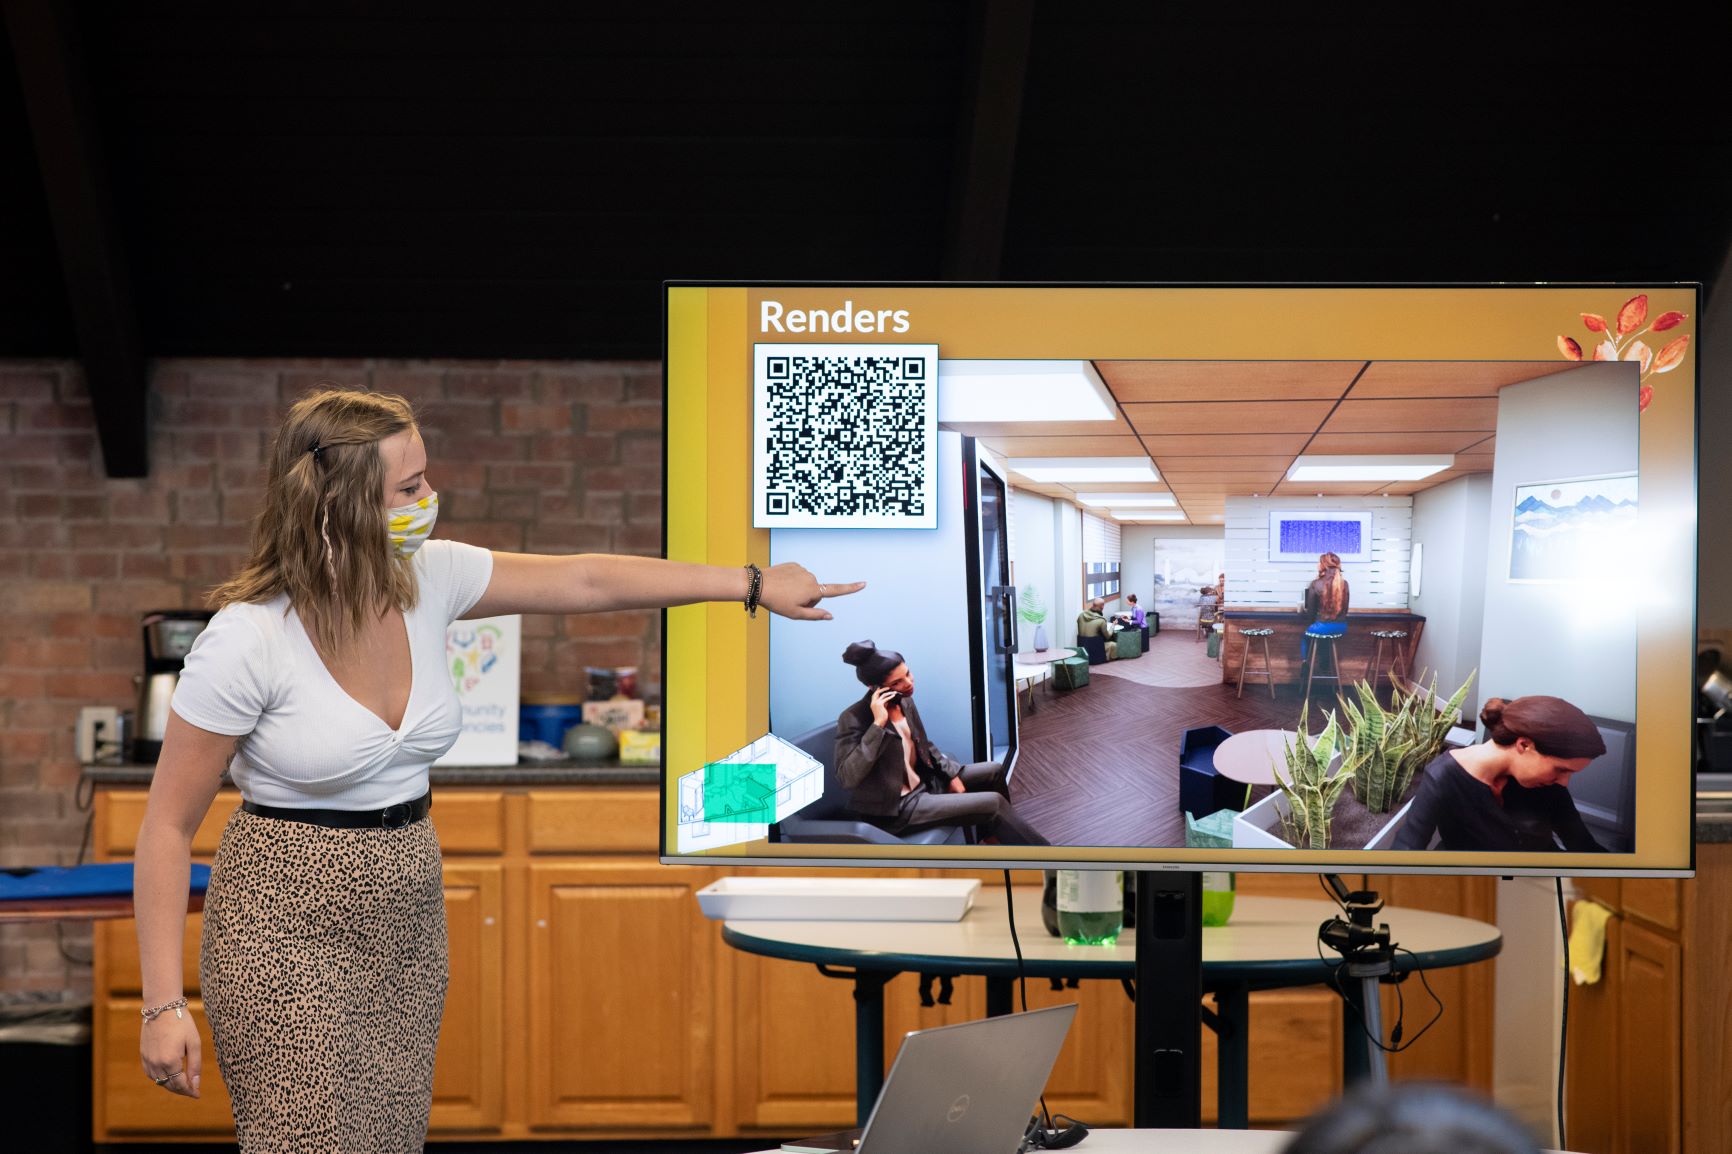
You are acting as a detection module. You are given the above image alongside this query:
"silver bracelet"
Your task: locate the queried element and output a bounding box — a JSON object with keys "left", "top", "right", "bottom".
{"left": 141, "top": 997, "right": 187, "bottom": 1024}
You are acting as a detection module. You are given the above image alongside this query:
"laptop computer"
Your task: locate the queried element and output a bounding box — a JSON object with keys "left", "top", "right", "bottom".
{"left": 782, "top": 1003, "right": 1078, "bottom": 1154}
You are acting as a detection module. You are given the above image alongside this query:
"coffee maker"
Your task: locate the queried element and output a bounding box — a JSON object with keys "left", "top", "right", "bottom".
{"left": 134, "top": 609, "right": 214, "bottom": 762}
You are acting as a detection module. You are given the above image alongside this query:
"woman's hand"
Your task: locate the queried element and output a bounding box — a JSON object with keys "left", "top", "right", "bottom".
{"left": 869, "top": 687, "right": 898, "bottom": 727}
{"left": 759, "top": 562, "right": 865, "bottom": 621}
{"left": 140, "top": 1011, "right": 202, "bottom": 1099}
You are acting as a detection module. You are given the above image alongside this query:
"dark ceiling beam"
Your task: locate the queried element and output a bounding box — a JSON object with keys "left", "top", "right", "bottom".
{"left": 3, "top": 0, "right": 147, "bottom": 476}
{"left": 941, "top": 0, "right": 1035, "bottom": 281}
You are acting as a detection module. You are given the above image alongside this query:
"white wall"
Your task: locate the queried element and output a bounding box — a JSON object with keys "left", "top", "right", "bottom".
{"left": 1408, "top": 474, "right": 1493, "bottom": 713}
{"left": 1224, "top": 496, "right": 1414, "bottom": 609}
{"left": 1010, "top": 488, "right": 1060, "bottom": 649}
{"left": 1476, "top": 362, "right": 1638, "bottom": 721}
{"left": 1055, "top": 499, "right": 1083, "bottom": 647}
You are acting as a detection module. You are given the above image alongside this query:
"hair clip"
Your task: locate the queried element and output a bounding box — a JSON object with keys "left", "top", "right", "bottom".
{"left": 307, "top": 439, "right": 326, "bottom": 462}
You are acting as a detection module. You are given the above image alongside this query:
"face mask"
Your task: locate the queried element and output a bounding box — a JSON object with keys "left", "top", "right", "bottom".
{"left": 387, "top": 491, "right": 439, "bottom": 558}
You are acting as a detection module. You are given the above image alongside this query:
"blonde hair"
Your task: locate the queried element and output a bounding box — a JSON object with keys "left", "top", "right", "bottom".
{"left": 211, "top": 388, "right": 421, "bottom": 655}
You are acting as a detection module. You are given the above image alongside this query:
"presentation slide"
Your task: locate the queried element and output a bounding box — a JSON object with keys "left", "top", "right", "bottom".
{"left": 662, "top": 285, "right": 1697, "bottom": 876}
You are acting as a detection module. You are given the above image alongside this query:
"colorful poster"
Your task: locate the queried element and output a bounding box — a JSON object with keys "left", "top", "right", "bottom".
{"left": 434, "top": 614, "right": 521, "bottom": 767}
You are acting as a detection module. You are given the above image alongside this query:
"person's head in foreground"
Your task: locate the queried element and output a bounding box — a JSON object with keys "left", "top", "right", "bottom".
{"left": 1284, "top": 1082, "right": 1540, "bottom": 1154}
{"left": 842, "top": 640, "right": 913, "bottom": 698}
{"left": 1480, "top": 695, "right": 1606, "bottom": 788}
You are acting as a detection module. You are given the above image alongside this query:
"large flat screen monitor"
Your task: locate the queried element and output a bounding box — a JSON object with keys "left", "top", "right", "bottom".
{"left": 660, "top": 284, "right": 1697, "bottom": 877}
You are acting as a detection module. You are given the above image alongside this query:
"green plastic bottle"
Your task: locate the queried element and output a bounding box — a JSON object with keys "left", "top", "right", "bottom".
{"left": 1200, "top": 871, "right": 1237, "bottom": 927}
{"left": 1057, "top": 870, "right": 1123, "bottom": 945}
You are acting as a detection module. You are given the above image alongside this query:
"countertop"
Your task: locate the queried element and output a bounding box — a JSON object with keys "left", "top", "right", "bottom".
{"left": 81, "top": 760, "right": 661, "bottom": 788}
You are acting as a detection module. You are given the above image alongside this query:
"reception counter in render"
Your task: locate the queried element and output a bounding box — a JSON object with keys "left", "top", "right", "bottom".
{"left": 1218, "top": 609, "right": 1425, "bottom": 690}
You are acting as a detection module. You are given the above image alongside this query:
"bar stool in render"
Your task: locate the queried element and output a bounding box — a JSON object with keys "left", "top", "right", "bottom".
{"left": 1235, "top": 627, "right": 1276, "bottom": 700}
{"left": 1302, "top": 624, "right": 1345, "bottom": 700}
{"left": 1367, "top": 628, "right": 1410, "bottom": 689}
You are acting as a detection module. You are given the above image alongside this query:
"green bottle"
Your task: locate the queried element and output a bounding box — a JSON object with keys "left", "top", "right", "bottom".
{"left": 1057, "top": 870, "right": 1123, "bottom": 945}
{"left": 1200, "top": 871, "right": 1236, "bottom": 927}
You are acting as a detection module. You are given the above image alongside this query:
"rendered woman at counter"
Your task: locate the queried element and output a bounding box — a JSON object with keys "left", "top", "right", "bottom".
{"left": 834, "top": 640, "right": 1049, "bottom": 844}
{"left": 1300, "top": 551, "right": 1350, "bottom": 659}
{"left": 1392, "top": 695, "right": 1607, "bottom": 852}
{"left": 132, "top": 387, "right": 864, "bottom": 1152}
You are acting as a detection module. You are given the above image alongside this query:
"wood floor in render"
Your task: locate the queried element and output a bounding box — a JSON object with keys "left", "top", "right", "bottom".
{"left": 1008, "top": 664, "right": 1380, "bottom": 849}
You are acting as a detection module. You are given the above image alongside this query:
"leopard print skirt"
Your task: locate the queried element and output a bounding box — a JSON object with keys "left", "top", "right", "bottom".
{"left": 200, "top": 809, "right": 448, "bottom": 1154}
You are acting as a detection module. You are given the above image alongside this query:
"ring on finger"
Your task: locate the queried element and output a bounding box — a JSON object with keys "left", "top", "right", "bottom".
{"left": 153, "top": 1071, "right": 179, "bottom": 1086}
{"left": 818, "top": 584, "right": 828, "bottom": 598}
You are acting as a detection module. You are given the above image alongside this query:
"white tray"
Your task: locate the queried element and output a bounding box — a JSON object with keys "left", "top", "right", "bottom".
{"left": 695, "top": 876, "right": 980, "bottom": 922}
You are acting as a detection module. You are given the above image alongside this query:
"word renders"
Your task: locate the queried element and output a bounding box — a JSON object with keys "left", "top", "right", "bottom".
{"left": 751, "top": 343, "right": 939, "bottom": 530}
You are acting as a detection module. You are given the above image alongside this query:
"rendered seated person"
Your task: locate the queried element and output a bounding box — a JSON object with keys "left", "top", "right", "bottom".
{"left": 1076, "top": 598, "right": 1119, "bottom": 659}
{"left": 1112, "top": 592, "right": 1147, "bottom": 630}
{"left": 1392, "top": 695, "right": 1607, "bottom": 852}
{"left": 833, "top": 640, "right": 1049, "bottom": 845}
{"left": 1299, "top": 552, "right": 1349, "bottom": 659}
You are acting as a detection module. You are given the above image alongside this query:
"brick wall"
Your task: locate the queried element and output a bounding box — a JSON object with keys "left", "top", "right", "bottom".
{"left": 0, "top": 357, "right": 664, "bottom": 994}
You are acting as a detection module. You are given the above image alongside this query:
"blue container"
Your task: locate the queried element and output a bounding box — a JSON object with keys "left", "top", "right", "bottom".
{"left": 520, "top": 702, "right": 585, "bottom": 747}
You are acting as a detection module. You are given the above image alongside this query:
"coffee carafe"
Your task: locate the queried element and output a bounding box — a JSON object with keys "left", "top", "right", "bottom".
{"left": 133, "top": 609, "right": 214, "bottom": 762}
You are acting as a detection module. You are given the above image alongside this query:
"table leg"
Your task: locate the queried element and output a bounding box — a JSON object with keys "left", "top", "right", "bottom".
{"left": 986, "top": 975, "right": 1014, "bottom": 1017}
{"left": 1213, "top": 984, "right": 1250, "bottom": 1129}
{"left": 818, "top": 965, "right": 894, "bottom": 1126}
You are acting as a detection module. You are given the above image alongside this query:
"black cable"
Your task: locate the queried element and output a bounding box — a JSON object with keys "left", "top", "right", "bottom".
{"left": 1556, "top": 878, "right": 1569, "bottom": 1152}
{"left": 1313, "top": 929, "right": 1445, "bottom": 1055}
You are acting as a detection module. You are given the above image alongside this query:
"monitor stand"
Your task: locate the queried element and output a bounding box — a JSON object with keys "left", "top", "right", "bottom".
{"left": 1132, "top": 870, "right": 1204, "bottom": 1128}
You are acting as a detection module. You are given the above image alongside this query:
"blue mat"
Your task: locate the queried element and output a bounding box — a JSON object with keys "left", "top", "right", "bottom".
{"left": 0, "top": 862, "right": 211, "bottom": 901}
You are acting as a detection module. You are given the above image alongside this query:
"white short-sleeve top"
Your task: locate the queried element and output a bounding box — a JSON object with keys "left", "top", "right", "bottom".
{"left": 170, "top": 539, "right": 496, "bottom": 809}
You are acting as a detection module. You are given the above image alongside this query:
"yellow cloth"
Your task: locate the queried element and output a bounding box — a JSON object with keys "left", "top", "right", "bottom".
{"left": 1568, "top": 899, "right": 1614, "bottom": 985}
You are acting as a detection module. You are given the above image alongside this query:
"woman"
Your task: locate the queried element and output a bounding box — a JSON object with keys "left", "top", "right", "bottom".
{"left": 1393, "top": 695, "right": 1607, "bottom": 852}
{"left": 134, "top": 388, "right": 861, "bottom": 1151}
{"left": 833, "top": 641, "right": 1048, "bottom": 845}
{"left": 1300, "top": 551, "right": 1350, "bottom": 660}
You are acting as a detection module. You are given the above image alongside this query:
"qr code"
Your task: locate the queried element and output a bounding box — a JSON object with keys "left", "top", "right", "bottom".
{"left": 752, "top": 343, "right": 939, "bottom": 529}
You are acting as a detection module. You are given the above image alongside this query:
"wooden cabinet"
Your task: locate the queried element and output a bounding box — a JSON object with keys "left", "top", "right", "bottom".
{"left": 430, "top": 863, "right": 505, "bottom": 1133}
{"left": 90, "top": 785, "right": 1501, "bottom": 1144}
{"left": 524, "top": 860, "right": 717, "bottom": 1131}
{"left": 1562, "top": 844, "right": 1732, "bottom": 1154}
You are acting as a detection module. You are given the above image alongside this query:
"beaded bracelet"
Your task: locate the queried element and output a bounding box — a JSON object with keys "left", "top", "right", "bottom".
{"left": 744, "top": 562, "right": 763, "bottom": 618}
{"left": 141, "top": 997, "right": 187, "bottom": 1025}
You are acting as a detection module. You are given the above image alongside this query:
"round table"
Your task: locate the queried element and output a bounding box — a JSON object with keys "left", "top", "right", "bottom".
{"left": 722, "top": 889, "right": 1501, "bottom": 1129}
{"left": 1212, "top": 729, "right": 1311, "bottom": 787}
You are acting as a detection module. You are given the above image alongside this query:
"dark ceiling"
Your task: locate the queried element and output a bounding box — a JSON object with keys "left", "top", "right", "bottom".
{"left": 2, "top": 1, "right": 1729, "bottom": 473}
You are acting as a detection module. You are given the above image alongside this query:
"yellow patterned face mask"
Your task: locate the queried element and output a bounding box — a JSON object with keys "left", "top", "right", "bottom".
{"left": 386, "top": 491, "right": 439, "bottom": 558}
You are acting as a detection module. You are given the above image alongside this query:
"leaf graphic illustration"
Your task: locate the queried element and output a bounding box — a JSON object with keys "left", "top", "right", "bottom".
{"left": 1592, "top": 339, "right": 1618, "bottom": 362}
{"left": 1625, "top": 339, "right": 1652, "bottom": 374}
{"left": 1558, "top": 335, "right": 1582, "bottom": 360}
{"left": 1652, "top": 334, "right": 1690, "bottom": 374}
{"left": 1651, "top": 310, "right": 1687, "bottom": 332}
{"left": 1581, "top": 313, "right": 1608, "bottom": 333}
{"left": 1616, "top": 294, "right": 1648, "bottom": 335}
{"left": 1639, "top": 384, "right": 1653, "bottom": 411}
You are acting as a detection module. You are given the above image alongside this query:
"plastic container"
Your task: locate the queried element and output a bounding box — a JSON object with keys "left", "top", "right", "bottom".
{"left": 1056, "top": 870, "right": 1123, "bottom": 945}
{"left": 519, "top": 693, "right": 585, "bottom": 747}
{"left": 1201, "top": 872, "right": 1237, "bottom": 926}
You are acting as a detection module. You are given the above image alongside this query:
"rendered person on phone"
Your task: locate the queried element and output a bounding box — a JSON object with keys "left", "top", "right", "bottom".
{"left": 833, "top": 640, "right": 1048, "bottom": 844}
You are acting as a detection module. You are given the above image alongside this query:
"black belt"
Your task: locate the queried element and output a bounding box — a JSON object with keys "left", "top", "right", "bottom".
{"left": 241, "top": 790, "right": 432, "bottom": 830}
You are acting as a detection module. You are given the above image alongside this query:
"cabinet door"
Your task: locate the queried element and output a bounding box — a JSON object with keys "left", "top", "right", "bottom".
{"left": 1616, "top": 919, "right": 1682, "bottom": 1154}
{"left": 429, "top": 863, "right": 505, "bottom": 1134}
{"left": 97, "top": 999, "right": 235, "bottom": 1137}
{"left": 526, "top": 861, "right": 716, "bottom": 1131}
{"left": 1200, "top": 988, "right": 1341, "bottom": 1128}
